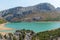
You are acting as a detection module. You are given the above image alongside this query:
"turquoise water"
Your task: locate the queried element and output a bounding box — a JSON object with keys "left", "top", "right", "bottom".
{"left": 1, "top": 22, "right": 60, "bottom": 33}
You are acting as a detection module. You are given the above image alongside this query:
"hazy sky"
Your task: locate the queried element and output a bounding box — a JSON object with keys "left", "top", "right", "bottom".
{"left": 0, "top": 0, "right": 60, "bottom": 11}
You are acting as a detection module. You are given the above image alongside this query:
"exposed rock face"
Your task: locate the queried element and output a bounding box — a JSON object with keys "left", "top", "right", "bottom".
{"left": 35, "top": 3, "right": 55, "bottom": 11}
{"left": 0, "top": 30, "right": 35, "bottom": 40}
{"left": 56, "top": 7, "right": 60, "bottom": 10}
{"left": 0, "top": 7, "right": 32, "bottom": 22}
{"left": 0, "top": 3, "right": 60, "bottom": 22}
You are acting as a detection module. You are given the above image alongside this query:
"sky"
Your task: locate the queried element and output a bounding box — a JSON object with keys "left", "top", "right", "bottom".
{"left": 0, "top": 0, "right": 60, "bottom": 11}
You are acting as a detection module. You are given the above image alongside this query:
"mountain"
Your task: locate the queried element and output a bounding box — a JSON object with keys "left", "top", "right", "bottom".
{"left": 56, "top": 7, "right": 60, "bottom": 11}
{"left": 35, "top": 3, "right": 55, "bottom": 11}
{"left": 0, "top": 3, "right": 60, "bottom": 22}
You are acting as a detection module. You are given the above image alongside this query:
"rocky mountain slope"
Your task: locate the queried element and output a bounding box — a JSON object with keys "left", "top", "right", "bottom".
{"left": 0, "top": 3, "right": 60, "bottom": 22}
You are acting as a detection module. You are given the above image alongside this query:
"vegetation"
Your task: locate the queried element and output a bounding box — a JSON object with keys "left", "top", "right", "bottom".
{"left": 46, "top": 16, "right": 60, "bottom": 21}
{"left": 32, "top": 28, "right": 60, "bottom": 40}
{"left": 0, "top": 19, "right": 7, "bottom": 24}
{"left": 0, "top": 28, "right": 60, "bottom": 40}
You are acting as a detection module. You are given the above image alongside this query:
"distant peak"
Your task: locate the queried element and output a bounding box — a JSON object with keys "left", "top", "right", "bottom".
{"left": 35, "top": 3, "right": 55, "bottom": 10}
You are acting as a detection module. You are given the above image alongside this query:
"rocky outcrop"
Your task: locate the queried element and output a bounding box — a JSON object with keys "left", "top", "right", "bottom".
{"left": 0, "top": 29, "right": 35, "bottom": 40}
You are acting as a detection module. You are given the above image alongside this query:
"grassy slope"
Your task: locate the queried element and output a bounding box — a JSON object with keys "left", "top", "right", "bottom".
{"left": 32, "top": 28, "right": 60, "bottom": 40}
{"left": 23, "top": 11, "right": 60, "bottom": 21}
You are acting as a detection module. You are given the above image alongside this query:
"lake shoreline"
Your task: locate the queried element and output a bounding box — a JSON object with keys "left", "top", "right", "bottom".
{"left": 13, "top": 21, "right": 60, "bottom": 23}
{"left": 0, "top": 23, "right": 13, "bottom": 35}
{"left": 0, "top": 21, "right": 60, "bottom": 35}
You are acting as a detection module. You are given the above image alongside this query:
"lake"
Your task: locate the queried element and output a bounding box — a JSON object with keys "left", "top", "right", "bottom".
{"left": 1, "top": 22, "right": 60, "bottom": 33}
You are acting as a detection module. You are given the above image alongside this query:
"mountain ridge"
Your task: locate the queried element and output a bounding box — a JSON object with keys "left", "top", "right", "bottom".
{"left": 0, "top": 3, "right": 60, "bottom": 22}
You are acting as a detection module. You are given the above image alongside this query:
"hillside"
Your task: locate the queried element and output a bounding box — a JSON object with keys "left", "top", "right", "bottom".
{"left": 0, "top": 3, "right": 60, "bottom": 22}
